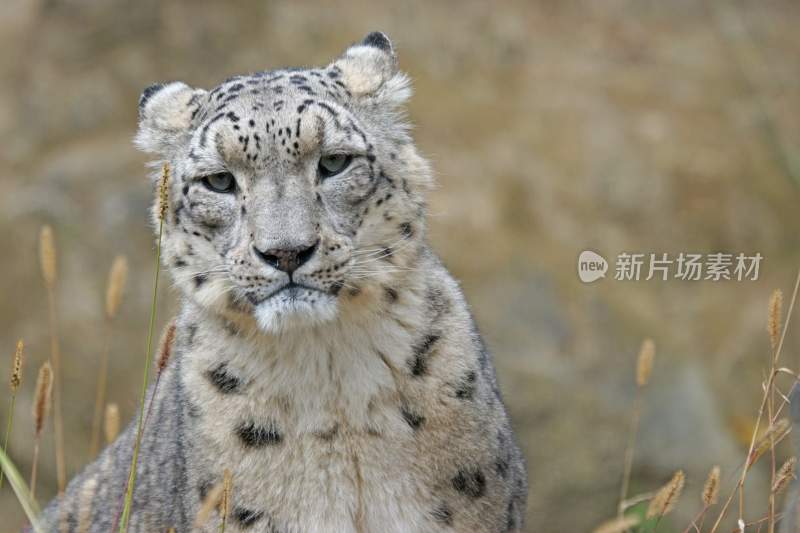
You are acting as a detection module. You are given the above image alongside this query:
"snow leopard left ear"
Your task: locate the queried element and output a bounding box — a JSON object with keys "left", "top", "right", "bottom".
{"left": 332, "top": 32, "right": 411, "bottom": 106}
{"left": 135, "top": 81, "right": 208, "bottom": 155}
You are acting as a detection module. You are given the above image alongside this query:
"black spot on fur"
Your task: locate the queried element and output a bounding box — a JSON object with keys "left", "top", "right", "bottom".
{"left": 198, "top": 479, "right": 213, "bottom": 500}
{"left": 362, "top": 31, "right": 392, "bottom": 52}
{"left": 233, "top": 508, "right": 265, "bottom": 528}
{"left": 186, "top": 400, "right": 201, "bottom": 419}
{"left": 194, "top": 274, "right": 208, "bottom": 288}
{"left": 455, "top": 371, "right": 477, "bottom": 400}
{"left": 408, "top": 334, "right": 440, "bottom": 377}
{"left": 206, "top": 363, "right": 241, "bottom": 394}
{"left": 399, "top": 222, "right": 414, "bottom": 239}
{"left": 506, "top": 499, "right": 518, "bottom": 531}
{"left": 431, "top": 502, "right": 453, "bottom": 526}
{"left": 138, "top": 83, "right": 165, "bottom": 114}
{"left": 410, "top": 355, "right": 427, "bottom": 377}
{"left": 384, "top": 286, "right": 398, "bottom": 303}
{"left": 236, "top": 421, "right": 283, "bottom": 448}
{"left": 330, "top": 280, "right": 344, "bottom": 296}
{"left": 401, "top": 406, "right": 425, "bottom": 430}
{"left": 315, "top": 424, "right": 339, "bottom": 441}
{"left": 452, "top": 468, "right": 486, "bottom": 499}
{"left": 186, "top": 324, "right": 198, "bottom": 346}
{"left": 495, "top": 456, "right": 509, "bottom": 479}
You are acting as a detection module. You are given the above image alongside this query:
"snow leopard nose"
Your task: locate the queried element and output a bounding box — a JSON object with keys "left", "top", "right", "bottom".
{"left": 253, "top": 241, "right": 318, "bottom": 275}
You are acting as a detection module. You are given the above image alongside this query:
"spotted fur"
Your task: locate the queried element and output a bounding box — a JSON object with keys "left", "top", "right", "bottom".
{"left": 40, "top": 32, "right": 527, "bottom": 532}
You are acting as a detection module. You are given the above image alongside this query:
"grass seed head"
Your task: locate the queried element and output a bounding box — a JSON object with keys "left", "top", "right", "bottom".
{"left": 105, "top": 255, "right": 129, "bottom": 320}
{"left": 194, "top": 480, "right": 224, "bottom": 527}
{"left": 772, "top": 456, "right": 797, "bottom": 495}
{"left": 768, "top": 289, "right": 783, "bottom": 351}
{"left": 646, "top": 470, "right": 685, "bottom": 519}
{"left": 749, "top": 418, "right": 791, "bottom": 469}
{"left": 157, "top": 320, "right": 177, "bottom": 374}
{"left": 33, "top": 361, "right": 53, "bottom": 437}
{"left": 702, "top": 465, "right": 720, "bottom": 506}
{"left": 104, "top": 403, "right": 120, "bottom": 444}
{"left": 221, "top": 469, "right": 233, "bottom": 524}
{"left": 636, "top": 338, "right": 655, "bottom": 387}
{"left": 592, "top": 515, "right": 641, "bottom": 533}
{"left": 10, "top": 339, "right": 23, "bottom": 392}
{"left": 77, "top": 477, "right": 97, "bottom": 533}
{"left": 158, "top": 163, "right": 170, "bottom": 221}
{"left": 39, "top": 225, "right": 57, "bottom": 288}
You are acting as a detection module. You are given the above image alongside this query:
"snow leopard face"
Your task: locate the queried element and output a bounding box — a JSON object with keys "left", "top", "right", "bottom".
{"left": 135, "top": 33, "right": 432, "bottom": 333}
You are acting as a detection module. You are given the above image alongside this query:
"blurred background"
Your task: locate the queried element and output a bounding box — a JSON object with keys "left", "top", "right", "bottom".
{"left": 1, "top": 0, "right": 800, "bottom": 531}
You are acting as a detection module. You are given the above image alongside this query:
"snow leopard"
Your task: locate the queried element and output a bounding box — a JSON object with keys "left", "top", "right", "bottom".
{"left": 39, "top": 32, "right": 528, "bottom": 533}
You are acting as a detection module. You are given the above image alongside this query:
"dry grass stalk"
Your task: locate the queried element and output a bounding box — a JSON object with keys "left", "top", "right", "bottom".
{"left": 194, "top": 480, "right": 224, "bottom": 528}
{"left": 40, "top": 225, "right": 66, "bottom": 493}
{"left": 768, "top": 289, "right": 783, "bottom": 352}
{"left": 771, "top": 456, "right": 796, "bottom": 495}
{"left": 748, "top": 418, "right": 790, "bottom": 470}
{"left": 77, "top": 477, "right": 98, "bottom": 533}
{"left": 646, "top": 470, "right": 685, "bottom": 520}
{"left": 618, "top": 338, "right": 656, "bottom": 517}
{"left": 119, "top": 168, "right": 170, "bottom": 532}
{"left": 709, "top": 270, "right": 800, "bottom": 533}
{"left": 30, "top": 361, "right": 53, "bottom": 500}
{"left": 683, "top": 466, "right": 722, "bottom": 533}
{"left": 1, "top": 339, "right": 24, "bottom": 489}
{"left": 702, "top": 465, "right": 720, "bottom": 507}
{"left": 90, "top": 255, "right": 129, "bottom": 457}
{"left": 592, "top": 515, "right": 641, "bottom": 533}
{"left": 142, "top": 320, "right": 178, "bottom": 434}
{"left": 104, "top": 403, "right": 120, "bottom": 445}
{"left": 220, "top": 469, "right": 232, "bottom": 533}
{"left": 636, "top": 338, "right": 655, "bottom": 387}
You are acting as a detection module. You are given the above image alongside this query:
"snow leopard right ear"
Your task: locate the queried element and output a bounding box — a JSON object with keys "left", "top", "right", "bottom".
{"left": 332, "top": 32, "right": 411, "bottom": 107}
{"left": 135, "top": 82, "right": 207, "bottom": 155}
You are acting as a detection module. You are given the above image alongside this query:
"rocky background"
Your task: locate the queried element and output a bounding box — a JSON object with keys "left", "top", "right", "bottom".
{"left": 1, "top": 1, "right": 800, "bottom": 531}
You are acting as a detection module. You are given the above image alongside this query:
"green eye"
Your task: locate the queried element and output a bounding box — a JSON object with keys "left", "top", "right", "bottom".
{"left": 318, "top": 154, "right": 353, "bottom": 179}
{"left": 202, "top": 172, "right": 236, "bottom": 193}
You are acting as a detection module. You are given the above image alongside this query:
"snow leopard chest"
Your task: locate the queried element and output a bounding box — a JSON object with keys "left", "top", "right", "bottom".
{"left": 179, "top": 319, "right": 447, "bottom": 533}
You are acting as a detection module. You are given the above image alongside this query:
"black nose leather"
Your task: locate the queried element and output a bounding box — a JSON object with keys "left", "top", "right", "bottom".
{"left": 254, "top": 242, "right": 317, "bottom": 274}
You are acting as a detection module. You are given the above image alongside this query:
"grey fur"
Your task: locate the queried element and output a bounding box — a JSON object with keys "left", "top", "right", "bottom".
{"left": 40, "top": 33, "right": 527, "bottom": 532}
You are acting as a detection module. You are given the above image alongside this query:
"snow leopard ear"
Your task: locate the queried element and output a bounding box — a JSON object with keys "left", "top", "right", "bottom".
{"left": 332, "top": 32, "right": 411, "bottom": 106}
{"left": 135, "top": 81, "right": 207, "bottom": 155}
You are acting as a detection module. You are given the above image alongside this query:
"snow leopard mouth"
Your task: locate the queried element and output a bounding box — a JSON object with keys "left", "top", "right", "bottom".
{"left": 245, "top": 281, "right": 327, "bottom": 306}
{"left": 271, "top": 281, "right": 321, "bottom": 299}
